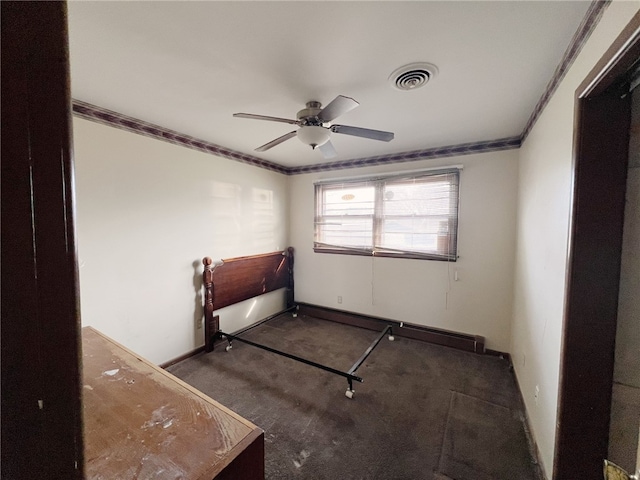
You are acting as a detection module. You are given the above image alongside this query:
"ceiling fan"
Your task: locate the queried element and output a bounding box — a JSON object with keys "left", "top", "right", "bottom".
{"left": 233, "top": 95, "right": 394, "bottom": 159}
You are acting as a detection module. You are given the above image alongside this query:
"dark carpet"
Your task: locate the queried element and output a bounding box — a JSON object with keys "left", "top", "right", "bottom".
{"left": 167, "top": 313, "right": 541, "bottom": 480}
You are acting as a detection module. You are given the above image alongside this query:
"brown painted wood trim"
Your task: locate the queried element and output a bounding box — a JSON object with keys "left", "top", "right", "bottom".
{"left": 159, "top": 346, "right": 206, "bottom": 369}
{"left": 485, "top": 349, "right": 512, "bottom": 362}
{"left": 175, "top": 300, "right": 491, "bottom": 369}
{"left": 297, "top": 303, "right": 486, "bottom": 354}
{"left": 161, "top": 302, "right": 299, "bottom": 368}
{"left": 1, "top": 2, "right": 84, "bottom": 478}
{"left": 554, "top": 12, "right": 639, "bottom": 480}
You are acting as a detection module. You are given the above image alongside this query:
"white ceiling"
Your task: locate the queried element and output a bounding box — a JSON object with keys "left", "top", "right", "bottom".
{"left": 67, "top": 1, "right": 591, "bottom": 169}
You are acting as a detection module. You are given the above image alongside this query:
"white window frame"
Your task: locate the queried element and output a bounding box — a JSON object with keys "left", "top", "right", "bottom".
{"left": 314, "top": 168, "right": 461, "bottom": 261}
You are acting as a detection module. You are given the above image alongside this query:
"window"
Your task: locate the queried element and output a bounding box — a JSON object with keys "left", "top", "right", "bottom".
{"left": 314, "top": 168, "right": 460, "bottom": 261}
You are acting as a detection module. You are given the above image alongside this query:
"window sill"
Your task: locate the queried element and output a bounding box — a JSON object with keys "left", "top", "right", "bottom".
{"left": 313, "top": 247, "right": 457, "bottom": 262}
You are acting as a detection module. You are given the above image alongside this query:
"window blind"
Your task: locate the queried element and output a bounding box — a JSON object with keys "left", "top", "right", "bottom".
{"left": 314, "top": 168, "right": 460, "bottom": 261}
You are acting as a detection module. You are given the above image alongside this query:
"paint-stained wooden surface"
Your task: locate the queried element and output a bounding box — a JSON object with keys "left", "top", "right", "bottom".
{"left": 82, "top": 327, "right": 264, "bottom": 479}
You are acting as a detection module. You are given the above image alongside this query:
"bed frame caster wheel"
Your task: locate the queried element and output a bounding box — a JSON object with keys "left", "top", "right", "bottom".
{"left": 225, "top": 345, "right": 232, "bottom": 352}
{"left": 345, "top": 389, "right": 354, "bottom": 399}
{"left": 388, "top": 335, "right": 395, "bottom": 341}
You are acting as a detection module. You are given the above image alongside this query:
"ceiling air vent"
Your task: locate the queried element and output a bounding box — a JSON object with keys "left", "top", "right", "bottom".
{"left": 389, "top": 63, "right": 438, "bottom": 91}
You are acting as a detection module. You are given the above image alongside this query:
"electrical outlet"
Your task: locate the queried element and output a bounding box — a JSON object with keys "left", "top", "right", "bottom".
{"left": 534, "top": 385, "right": 539, "bottom": 405}
{"left": 337, "top": 296, "right": 343, "bottom": 304}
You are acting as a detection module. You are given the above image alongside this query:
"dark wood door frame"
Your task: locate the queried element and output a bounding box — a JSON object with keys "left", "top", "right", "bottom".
{"left": 554, "top": 12, "right": 640, "bottom": 480}
{"left": 1, "top": 2, "right": 84, "bottom": 478}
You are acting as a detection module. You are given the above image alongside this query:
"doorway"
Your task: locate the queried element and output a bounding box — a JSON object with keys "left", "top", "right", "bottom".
{"left": 554, "top": 13, "right": 640, "bottom": 480}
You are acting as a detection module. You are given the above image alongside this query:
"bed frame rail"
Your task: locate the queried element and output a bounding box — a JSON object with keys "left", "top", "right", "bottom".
{"left": 220, "top": 332, "right": 363, "bottom": 388}
{"left": 201, "top": 247, "right": 394, "bottom": 398}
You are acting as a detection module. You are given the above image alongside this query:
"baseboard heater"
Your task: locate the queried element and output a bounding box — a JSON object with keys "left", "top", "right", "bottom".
{"left": 161, "top": 304, "right": 489, "bottom": 369}
{"left": 296, "top": 303, "right": 486, "bottom": 354}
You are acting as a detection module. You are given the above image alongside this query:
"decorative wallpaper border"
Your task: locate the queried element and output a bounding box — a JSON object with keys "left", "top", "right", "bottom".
{"left": 286, "top": 137, "right": 521, "bottom": 175}
{"left": 520, "top": 0, "right": 610, "bottom": 141}
{"left": 71, "top": 0, "right": 608, "bottom": 175}
{"left": 72, "top": 100, "right": 520, "bottom": 176}
{"left": 71, "top": 101, "right": 289, "bottom": 175}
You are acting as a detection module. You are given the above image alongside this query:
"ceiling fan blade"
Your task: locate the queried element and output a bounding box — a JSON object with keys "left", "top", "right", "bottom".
{"left": 317, "top": 95, "right": 359, "bottom": 123}
{"left": 318, "top": 140, "right": 337, "bottom": 159}
{"left": 255, "top": 130, "right": 297, "bottom": 152}
{"left": 331, "top": 124, "right": 394, "bottom": 142}
{"left": 234, "top": 113, "right": 299, "bottom": 125}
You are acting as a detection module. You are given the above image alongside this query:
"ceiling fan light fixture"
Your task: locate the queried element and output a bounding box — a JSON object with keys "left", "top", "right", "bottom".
{"left": 297, "top": 125, "right": 331, "bottom": 149}
{"left": 235, "top": 95, "right": 394, "bottom": 156}
{"left": 389, "top": 62, "right": 438, "bottom": 91}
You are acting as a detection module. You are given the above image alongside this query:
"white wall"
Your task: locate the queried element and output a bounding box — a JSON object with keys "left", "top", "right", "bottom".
{"left": 73, "top": 118, "right": 289, "bottom": 364}
{"left": 511, "top": 2, "right": 639, "bottom": 477}
{"left": 289, "top": 149, "right": 519, "bottom": 352}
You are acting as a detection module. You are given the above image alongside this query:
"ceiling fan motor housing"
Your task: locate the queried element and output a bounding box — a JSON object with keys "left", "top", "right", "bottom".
{"left": 297, "top": 101, "right": 324, "bottom": 126}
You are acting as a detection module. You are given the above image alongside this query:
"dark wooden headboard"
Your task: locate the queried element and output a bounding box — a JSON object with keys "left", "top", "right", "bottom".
{"left": 202, "top": 248, "right": 294, "bottom": 352}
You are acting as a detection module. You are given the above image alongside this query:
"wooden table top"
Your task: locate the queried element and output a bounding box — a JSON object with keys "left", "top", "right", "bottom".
{"left": 82, "top": 327, "right": 263, "bottom": 479}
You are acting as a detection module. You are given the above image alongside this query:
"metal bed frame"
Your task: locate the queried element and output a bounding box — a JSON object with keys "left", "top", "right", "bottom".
{"left": 202, "top": 248, "right": 394, "bottom": 398}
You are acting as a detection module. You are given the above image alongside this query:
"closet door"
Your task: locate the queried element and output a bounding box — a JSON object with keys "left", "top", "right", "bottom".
{"left": 555, "top": 13, "right": 639, "bottom": 480}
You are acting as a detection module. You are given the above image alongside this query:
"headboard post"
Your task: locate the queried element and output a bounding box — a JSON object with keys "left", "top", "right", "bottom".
{"left": 202, "top": 257, "right": 218, "bottom": 352}
{"left": 286, "top": 247, "right": 295, "bottom": 309}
